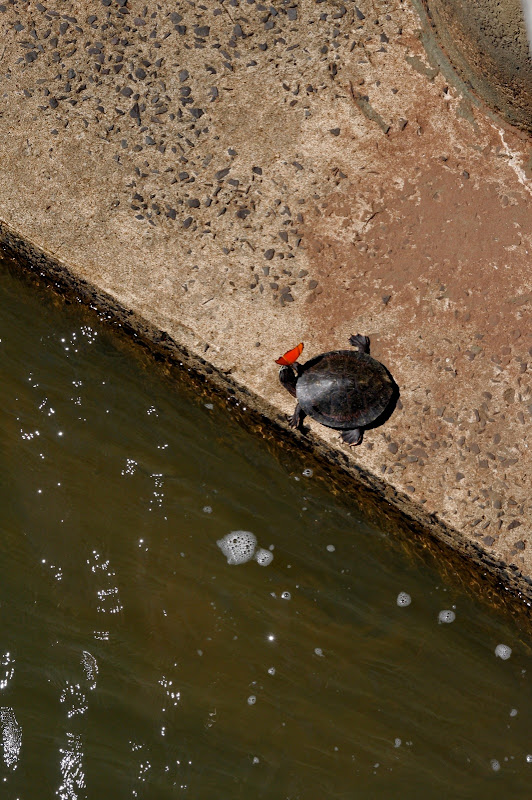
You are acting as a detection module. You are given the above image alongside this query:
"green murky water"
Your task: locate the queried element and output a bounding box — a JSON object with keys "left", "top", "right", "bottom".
{"left": 0, "top": 255, "right": 531, "bottom": 799}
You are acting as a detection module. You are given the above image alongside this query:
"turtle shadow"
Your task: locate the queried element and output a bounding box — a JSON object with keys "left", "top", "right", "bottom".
{"left": 362, "top": 378, "right": 400, "bottom": 432}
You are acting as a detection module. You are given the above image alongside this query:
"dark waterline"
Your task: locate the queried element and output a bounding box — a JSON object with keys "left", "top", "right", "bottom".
{"left": 0, "top": 256, "right": 531, "bottom": 799}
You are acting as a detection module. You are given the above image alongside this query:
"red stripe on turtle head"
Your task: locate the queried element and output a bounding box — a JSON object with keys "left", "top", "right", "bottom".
{"left": 275, "top": 342, "right": 304, "bottom": 366}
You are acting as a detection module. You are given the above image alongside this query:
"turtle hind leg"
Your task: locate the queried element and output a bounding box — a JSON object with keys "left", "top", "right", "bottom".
{"left": 289, "top": 403, "right": 306, "bottom": 431}
{"left": 341, "top": 428, "right": 363, "bottom": 446}
{"left": 349, "top": 334, "right": 370, "bottom": 353}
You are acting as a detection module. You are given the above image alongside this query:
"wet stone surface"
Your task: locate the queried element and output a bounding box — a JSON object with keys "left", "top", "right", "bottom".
{"left": 0, "top": 1, "right": 531, "bottom": 600}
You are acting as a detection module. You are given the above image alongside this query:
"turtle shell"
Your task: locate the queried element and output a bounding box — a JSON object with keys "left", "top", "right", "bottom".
{"left": 296, "top": 350, "right": 395, "bottom": 430}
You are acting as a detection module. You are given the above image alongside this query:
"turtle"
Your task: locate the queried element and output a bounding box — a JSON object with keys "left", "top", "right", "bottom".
{"left": 275, "top": 334, "right": 397, "bottom": 446}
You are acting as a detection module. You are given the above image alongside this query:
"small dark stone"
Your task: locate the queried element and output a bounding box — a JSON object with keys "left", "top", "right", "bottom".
{"left": 187, "top": 198, "right": 200, "bottom": 208}
{"left": 121, "top": 87, "right": 133, "bottom": 97}
{"left": 382, "top": 294, "right": 391, "bottom": 305}
{"left": 183, "top": 217, "right": 193, "bottom": 229}
{"left": 264, "top": 248, "right": 275, "bottom": 260}
{"left": 308, "top": 280, "right": 318, "bottom": 289}
{"left": 508, "top": 520, "right": 522, "bottom": 530}
{"left": 49, "top": 97, "right": 58, "bottom": 108}
{"left": 455, "top": 472, "right": 465, "bottom": 481}
{"left": 483, "top": 536, "right": 495, "bottom": 546}
{"left": 515, "top": 540, "right": 526, "bottom": 550}
{"left": 388, "top": 442, "right": 398, "bottom": 454}
{"left": 135, "top": 68, "right": 147, "bottom": 79}
{"left": 215, "top": 168, "right": 230, "bottom": 180}
{"left": 329, "top": 127, "right": 340, "bottom": 136}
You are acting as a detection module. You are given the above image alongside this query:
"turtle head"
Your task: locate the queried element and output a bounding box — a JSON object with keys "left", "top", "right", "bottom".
{"left": 278, "top": 365, "right": 298, "bottom": 398}
{"left": 276, "top": 343, "right": 304, "bottom": 397}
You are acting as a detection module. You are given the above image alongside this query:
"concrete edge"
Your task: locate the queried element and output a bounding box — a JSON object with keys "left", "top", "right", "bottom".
{"left": 2, "top": 219, "right": 532, "bottom": 621}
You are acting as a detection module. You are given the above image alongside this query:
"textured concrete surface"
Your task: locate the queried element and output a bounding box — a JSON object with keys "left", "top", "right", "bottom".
{"left": 0, "top": 1, "right": 531, "bottom": 602}
{"left": 421, "top": 0, "right": 532, "bottom": 134}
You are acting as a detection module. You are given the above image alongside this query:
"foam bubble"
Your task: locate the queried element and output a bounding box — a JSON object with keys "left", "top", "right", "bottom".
{"left": 247, "top": 695, "right": 256, "bottom": 705}
{"left": 281, "top": 591, "right": 291, "bottom": 600}
{"left": 254, "top": 548, "right": 274, "bottom": 567}
{"left": 495, "top": 644, "right": 512, "bottom": 660}
{"left": 438, "top": 609, "right": 456, "bottom": 624}
{"left": 302, "top": 468, "right": 313, "bottom": 477}
{"left": 490, "top": 759, "right": 501, "bottom": 772}
{"left": 396, "top": 592, "right": 411, "bottom": 607}
{"left": 217, "top": 531, "right": 257, "bottom": 565}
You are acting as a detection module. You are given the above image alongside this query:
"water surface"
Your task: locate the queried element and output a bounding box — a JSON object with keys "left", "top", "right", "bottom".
{"left": 0, "top": 257, "right": 531, "bottom": 798}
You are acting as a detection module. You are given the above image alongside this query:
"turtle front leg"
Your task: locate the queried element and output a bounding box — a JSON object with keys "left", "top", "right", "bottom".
{"left": 289, "top": 403, "right": 306, "bottom": 431}
{"left": 341, "top": 428, "right": 363, "bottom": 446}
{"left": 349, "top": 334, "right": 370, "bottom": 353}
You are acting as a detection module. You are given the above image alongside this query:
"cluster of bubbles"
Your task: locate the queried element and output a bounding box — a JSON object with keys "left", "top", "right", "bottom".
{"left": 217, "top": 531, "right": 273, "bottom": 567}
{"left": 396, "top": 591, "right": 411, "bottom": 607}
{"left": 438, "top": 609, "right": 456, "bottom": 624}
{"left": 495, "top": 644, "right": 512, "bottom": 660}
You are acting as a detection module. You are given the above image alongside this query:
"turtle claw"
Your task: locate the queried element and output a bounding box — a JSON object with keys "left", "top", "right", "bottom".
{"left": 341, "top": 428, "right": 363, "bottom": 446}
{"left": 349, "top": 334, "right": 370, "bottom": 353}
